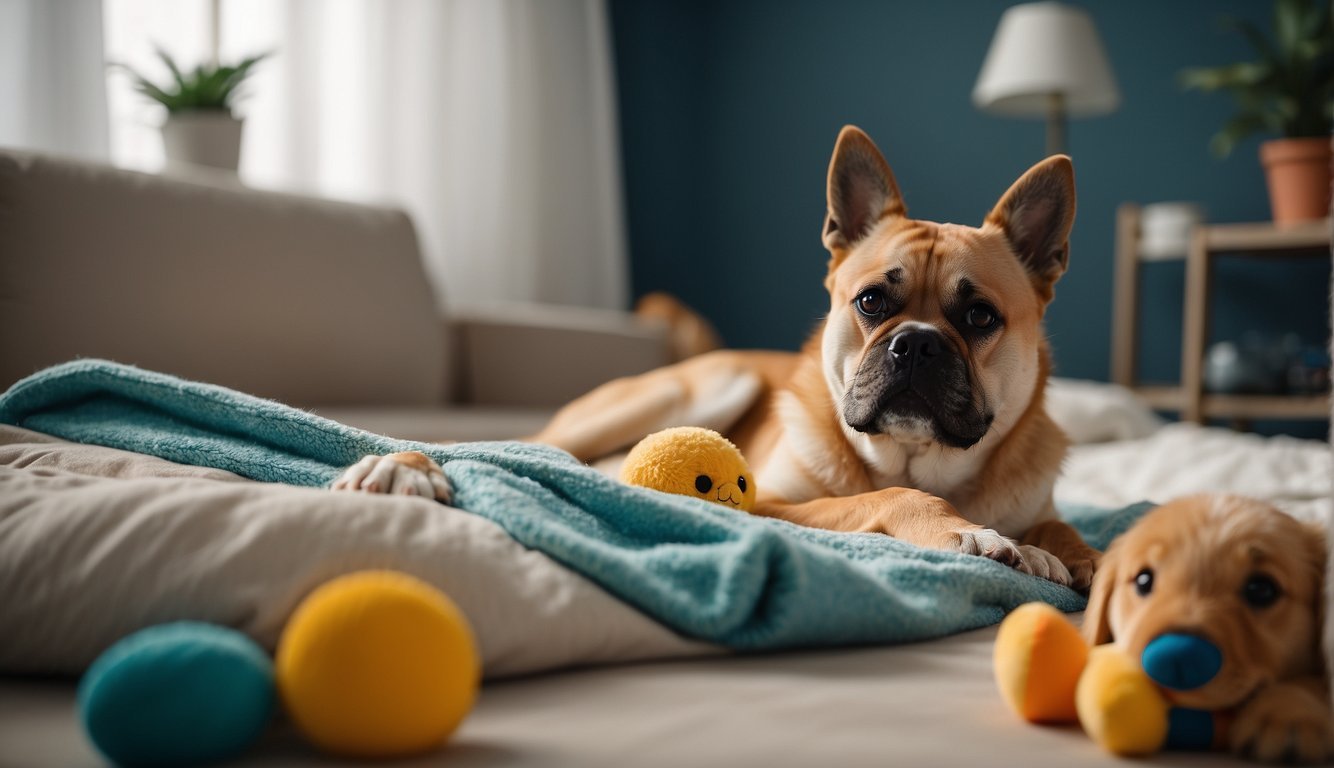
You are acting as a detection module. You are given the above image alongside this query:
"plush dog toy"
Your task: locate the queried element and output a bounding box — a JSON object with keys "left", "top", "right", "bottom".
{"left": 995, "top": 602, "right": 1230, "bottom": 756}
{"left": 620, "top": 427, "right": 756, "bottom": 511}
{"left": 1004, "top": 494, "right": 1334, "bottom": 763}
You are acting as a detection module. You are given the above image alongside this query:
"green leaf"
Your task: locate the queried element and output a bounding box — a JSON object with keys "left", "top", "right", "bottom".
{"left": 1210, "top": 111, "right": 1273, "bottom": 157}
{"left": 1275, "top": 0, "right": 1309, "bottom": 56}
{"left": 1179, "top": 62, "right": 1271, "bottom": 92}
{"left": 132, "top": 80, "right": 178, "bottom": 110}
{"left": 155, "top": 47, "right": 188, "bottom": 92}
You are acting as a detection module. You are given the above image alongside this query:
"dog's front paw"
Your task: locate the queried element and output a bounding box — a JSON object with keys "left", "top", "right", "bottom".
{"left": 1230, "top": 682, "right": 1334, "bottom": 764}
{"left": 954, "top": 527, "right": 1025, "bottom": 570}
{"left": 331, "top": 451, "right": 452, "bottom": 503}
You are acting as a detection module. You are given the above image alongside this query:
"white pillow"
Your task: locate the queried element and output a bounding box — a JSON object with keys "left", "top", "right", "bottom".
{"left": 1044, "top": 377, "right": 1163, "bottom": 444}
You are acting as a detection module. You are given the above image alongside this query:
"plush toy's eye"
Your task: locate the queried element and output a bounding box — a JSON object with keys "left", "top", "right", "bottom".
{"left": 1134, "top": 568, "right": 1154, "bottom": 596}
{"left": 966, "top": 303, "right": 998, "bottom": 329}
{"left": 694, "top": 475, "right": 712, "bottom": 494}
{"left": 737, "top": 476, "right": 747, "bottom": 493}
{"left": 856, "top": 288, "right": 888, "bottom": 317}
{"left": 1241, "top": 574, "right": 1281, "bottom": 609}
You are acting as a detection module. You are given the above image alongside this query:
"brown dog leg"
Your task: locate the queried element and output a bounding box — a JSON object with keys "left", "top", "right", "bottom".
{"left": 534, "top": 350, "right": 771, "bottom": 462}
{"left": 1022, "top": 519, "right": 1100, "bottom": 592}
{"left": 753, "top": 488, "right": 1029, "bottom": 571}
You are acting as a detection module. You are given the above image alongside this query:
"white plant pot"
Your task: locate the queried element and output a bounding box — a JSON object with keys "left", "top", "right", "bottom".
{"left": 161, "top": 112, "right": 243, "bottom": 173}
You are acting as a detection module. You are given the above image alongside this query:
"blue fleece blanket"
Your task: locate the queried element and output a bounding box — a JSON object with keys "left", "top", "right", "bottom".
{"left": 0, "top": 360, "right": 1149, "bottom": 651}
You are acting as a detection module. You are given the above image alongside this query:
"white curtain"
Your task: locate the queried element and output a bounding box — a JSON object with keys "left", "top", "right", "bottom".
{"left": 103, "top": 0, "right": 628, "bottom": 311}
{"left": 0, "top": 0, "right": 109, "bottom": 160}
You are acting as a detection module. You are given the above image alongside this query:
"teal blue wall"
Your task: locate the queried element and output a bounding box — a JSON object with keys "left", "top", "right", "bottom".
{"left": 610, "top": 0, "right": 1330, "bottom": 397}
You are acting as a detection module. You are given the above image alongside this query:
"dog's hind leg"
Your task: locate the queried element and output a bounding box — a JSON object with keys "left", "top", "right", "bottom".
{"left": 534, "top": 350, "right": 765, "bottom": 462}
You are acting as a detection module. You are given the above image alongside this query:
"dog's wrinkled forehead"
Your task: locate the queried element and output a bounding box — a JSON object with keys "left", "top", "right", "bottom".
{"left": 831, "top": 218, "right": 1039, "bottom": 322}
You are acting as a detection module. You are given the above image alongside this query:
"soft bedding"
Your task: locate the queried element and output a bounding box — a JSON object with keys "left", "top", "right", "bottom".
{"left": 0, "top": 426, "right": 710, "bottom": 678}
{"left": 1047, "top": 378, "right": 1331, "bottom": 523}
{"left": 1059, "top": 422, "right": 1331, "bottom": 522}
{"left": 0, "top": 360, "right": 1146, "bottom": 672}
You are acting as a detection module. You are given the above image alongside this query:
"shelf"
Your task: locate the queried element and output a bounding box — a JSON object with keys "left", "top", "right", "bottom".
{"left": 1131, "top": 385, "right": 1330, "bottom": 420}
{"left": 1201, "top": 218, "right": 1331, "bottom": 253}
{"left": 1116, "top": 208, "right": 1332, "bottom": 429}
{"left": 1203, "top": 393, "right": 1330, "bottom": 420}
{"left": 1133, "top": 385, "right": 1185, "bottom": 411}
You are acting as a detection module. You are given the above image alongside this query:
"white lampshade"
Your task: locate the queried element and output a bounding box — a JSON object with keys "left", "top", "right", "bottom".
{"left": 973, "top": 2, "right": 1119, "bottom": 117}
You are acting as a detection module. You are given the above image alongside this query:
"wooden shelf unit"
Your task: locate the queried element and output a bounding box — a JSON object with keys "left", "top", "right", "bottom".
{"left": 1112, "top": 207, "right": 1331, "bottom": 425}
{"left": 1132, "top": 385, "right": 1330, "bottom": 420}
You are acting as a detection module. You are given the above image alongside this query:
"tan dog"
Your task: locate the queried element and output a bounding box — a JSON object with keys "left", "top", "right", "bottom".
{"left": 1084, "top": 494, "right": 1331, "bottom": 763}
{"left": 334, "top": 126, "right": 1099, "bottom": 589}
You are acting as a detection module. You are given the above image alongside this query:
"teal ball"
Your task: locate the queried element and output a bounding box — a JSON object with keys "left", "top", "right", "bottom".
{"left": 78, "top": 622, "right": 275, "bottom": 767}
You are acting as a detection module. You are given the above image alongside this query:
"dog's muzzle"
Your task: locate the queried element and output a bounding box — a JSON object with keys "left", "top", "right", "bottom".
{"left": 841, "top": 326, "right": 993, "bottom": 448}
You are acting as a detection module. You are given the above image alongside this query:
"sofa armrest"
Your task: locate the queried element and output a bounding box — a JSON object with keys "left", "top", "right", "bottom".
{"left": 450, "top": 304, "right": 673, "bottom": 408}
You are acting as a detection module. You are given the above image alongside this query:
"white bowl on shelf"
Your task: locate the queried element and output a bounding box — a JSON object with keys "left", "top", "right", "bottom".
{"left": 1139, "top": 202, "right": 1204, "bottom": 261}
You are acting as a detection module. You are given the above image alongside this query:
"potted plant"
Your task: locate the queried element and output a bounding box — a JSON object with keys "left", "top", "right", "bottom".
{"left": 1180, "top": 0, "right": 1333, "bottom": 224}
{"left": 116, "top": 49, "right": 269, "bottom": 173}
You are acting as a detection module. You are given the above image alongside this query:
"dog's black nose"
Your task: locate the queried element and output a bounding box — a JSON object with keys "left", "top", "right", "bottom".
{"left": 888, "top": 330, "right": 942, "bottom": 369}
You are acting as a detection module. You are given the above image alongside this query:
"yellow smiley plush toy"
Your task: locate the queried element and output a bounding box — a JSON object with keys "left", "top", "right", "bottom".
{"left": 620, "top": 427, "right": 756, "bottom": 512}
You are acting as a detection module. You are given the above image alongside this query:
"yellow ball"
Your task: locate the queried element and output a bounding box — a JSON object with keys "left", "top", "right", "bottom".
{"left": 275, "top": 571, "right": 480, "bottom": 758}
{"left": 1076, "top": 644, "right": 1169, "bottom": 756}
{"left": 620, "top": 427, "right": 756, "bottom": 511}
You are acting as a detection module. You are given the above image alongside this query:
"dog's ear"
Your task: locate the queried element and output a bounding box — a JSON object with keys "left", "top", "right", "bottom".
{"left": 1082, "top": 537, "right": 1120, "bottom": 646}
{"left": 985, "top": 155, "right": 1076, "bottom": 307}
{"left": 823, "top": 126, "right": 906, "bottom": 255}
{"left": 1301, "top": 521, "right": 1328, "bottom": 636}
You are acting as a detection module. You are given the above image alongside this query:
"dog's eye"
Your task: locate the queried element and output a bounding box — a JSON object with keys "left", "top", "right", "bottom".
{"left": 737, "top": 476, "right": 747, "bottom": 493}
{"left": 694, "top": 474, "right": 712, "bottom": 494}
{"left": 1134, "top": 568, "right": 1154, "bottom": 596}
{"left": 966, "top": 303, "right": 998, "bottom": 329}
{"left": 1241, "top": 574, "right": 1281, "bottom": 609}
{"left": 856, "top": 289, "right": 888, "bottom": 317}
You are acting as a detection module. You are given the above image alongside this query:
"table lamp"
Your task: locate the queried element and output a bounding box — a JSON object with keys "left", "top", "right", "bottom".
{"left": 972, "top": 2, "right": 1120, "bottom": 156}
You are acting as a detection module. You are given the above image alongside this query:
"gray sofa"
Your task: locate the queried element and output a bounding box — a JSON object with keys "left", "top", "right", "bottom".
{"left": 0, "top": 150, "right": 671, "bottom": 442}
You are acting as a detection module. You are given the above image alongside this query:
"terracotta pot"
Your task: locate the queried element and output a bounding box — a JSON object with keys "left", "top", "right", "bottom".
{"left": 1259, "top": 137, "right": 1332, "bottom": 224}
{"left": 161, "top": 112, "right": 243, "bottom": 173}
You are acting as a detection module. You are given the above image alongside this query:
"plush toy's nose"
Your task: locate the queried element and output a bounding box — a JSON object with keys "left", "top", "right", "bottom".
{"left": 1141, "top": 633, "right": 1223, "bottom": 691}
{"left": 716, "top": 482, "right": 743, "bottom": 506}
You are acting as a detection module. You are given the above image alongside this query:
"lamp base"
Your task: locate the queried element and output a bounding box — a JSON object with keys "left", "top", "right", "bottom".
{"left": 1046, "top": 93, "right": 1067, "bottom": 157}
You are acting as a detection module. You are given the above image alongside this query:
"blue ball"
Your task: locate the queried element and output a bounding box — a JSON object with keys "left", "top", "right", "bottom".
{"left": 78, "top": 622, "right": 275, "bottom": 767}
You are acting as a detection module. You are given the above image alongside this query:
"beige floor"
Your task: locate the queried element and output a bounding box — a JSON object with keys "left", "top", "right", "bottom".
{"left": 1, "top": 620, "right": 1246, "bottom": 768}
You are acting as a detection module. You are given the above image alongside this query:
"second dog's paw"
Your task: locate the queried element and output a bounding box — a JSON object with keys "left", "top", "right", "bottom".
{"left": 1016, "top": 544, "right": 1073, "bottom": 587}
{"left": 331, "top": 451, "right": 452, "bottom": 503}
{"left": 1230, "top": 683, "right": 1334, "bottom": 764}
